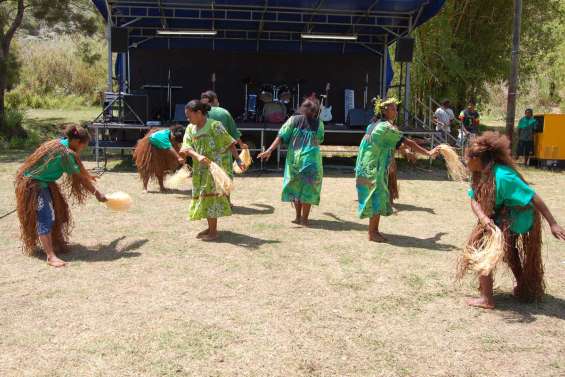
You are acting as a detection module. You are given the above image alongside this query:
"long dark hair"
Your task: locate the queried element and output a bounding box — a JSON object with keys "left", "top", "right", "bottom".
{"left": 170, "top": 124, "right": 185, "bottom": 143}
{"left": 63, "top": 124, "right": 90, "bottom": 143}
{"left": 185, "top": 100, "right": 211, "bottom": 115}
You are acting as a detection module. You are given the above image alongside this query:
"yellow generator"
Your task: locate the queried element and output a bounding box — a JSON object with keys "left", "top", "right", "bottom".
{"left": 533, "top": 114, "right": 565, "bottom": 167}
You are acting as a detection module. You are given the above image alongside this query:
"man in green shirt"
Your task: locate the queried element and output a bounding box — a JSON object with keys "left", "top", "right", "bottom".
{"left": 515, "top": 108, "right": 537, "bottom": 165}
{"left": 200, "top": 90, "right": 247, "bottom": 149}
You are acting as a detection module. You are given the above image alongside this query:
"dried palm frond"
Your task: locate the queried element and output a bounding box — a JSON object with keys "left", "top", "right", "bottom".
{"left": 165, "top": 166, "right": 192, "bottom": 188}
{"left": 105, "top": 191, "right": 133, "bottom": 212}
{"left": 233, "top": 148, "right": 253, "bottom": 174}
{"left": 209, "top": 162, "right": 233, "bottom": 196}
{"left": 438, "top": 144, "right": 468, "bottom": 182}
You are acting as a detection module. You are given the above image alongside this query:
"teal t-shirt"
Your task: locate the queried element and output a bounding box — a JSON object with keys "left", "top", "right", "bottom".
{"left": 208, "top": 106, "right": 241, "bottom": 140}
{"left": 517, "top": 116, "right": 536, "bottom": 141}
{"left": 149, "top": 129, "right": 173, "bottom": 149}
{"left": 24, "top": 138, "right": 80, "bottom": 188}
{"left": 468, "top": 164, "right": 535, "bottom": 234}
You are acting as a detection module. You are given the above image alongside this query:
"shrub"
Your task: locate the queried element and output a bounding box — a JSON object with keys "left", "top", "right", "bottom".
{"left": 1, "top": 107, "right": 26, "bottom": 139}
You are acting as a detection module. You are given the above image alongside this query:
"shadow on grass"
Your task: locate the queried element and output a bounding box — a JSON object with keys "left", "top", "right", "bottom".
{"left": 307, "top": 213, "right": 367, "bottom": 232}
{"left": 147, "top": 188, "right": 193, "bottom": 197}
{"left": 232, "top": 203, "right": 275, "bottom": 215}
{"left": 384, "top": 232, "right": 457, "bottom": 252}
{"left": 214, "top": 231, "right": 280, "bottom": 250}
{"left": 493, "top": 293, "right": 565, "bottom": 322}
{"left": 393, "top": 202, "right": 436, "bottom": 214}
{"left": 37, "top": 236, "right": 147, "bottom": 262}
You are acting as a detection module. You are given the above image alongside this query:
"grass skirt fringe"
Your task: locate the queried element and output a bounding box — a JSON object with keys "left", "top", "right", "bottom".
{"left": 15, "top": 178, "right": 72, "bottom": 256}
{"left": 133, "top": 130, "right": 179, "bottom": 182}
{"left": 458, "top": 210, "right": 544, "bottom": 302}
{"left": 504, "top": 211, "right": 544, "bottom": 302}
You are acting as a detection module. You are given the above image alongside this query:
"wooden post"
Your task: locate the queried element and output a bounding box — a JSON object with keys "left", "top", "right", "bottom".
{"left": 505, "top": 0, "right": 522, "bottom": 144}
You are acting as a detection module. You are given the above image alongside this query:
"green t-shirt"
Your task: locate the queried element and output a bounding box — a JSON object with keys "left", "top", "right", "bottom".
{"left": 149, "top": 129, "right": 173, "bottom": 149}
{"left": 468, "top": 164, "right": 535, "bottom": 234}
{"left": 24, "top": 138, "right": 81, "bottom": 188}
{"left": 517, "top": 116, "right": 536, "bottom": 141}
{"left": 207, "top": 106, "right": 241, "bottom": 140}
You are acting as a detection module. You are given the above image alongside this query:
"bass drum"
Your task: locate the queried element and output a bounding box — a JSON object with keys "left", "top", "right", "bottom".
{"left": 262, "top": 102, "right": 287, "bottom": 123}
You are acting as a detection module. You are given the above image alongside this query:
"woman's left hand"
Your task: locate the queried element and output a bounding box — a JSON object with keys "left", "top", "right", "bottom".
{"left": 428, "top": 146, "right": 440, "bottom": 158}
{"left": 550, "top": 224, "right": 565, "bottom": 240}
{"left": 95, "top": 190, "right": 107, "bottom": 203}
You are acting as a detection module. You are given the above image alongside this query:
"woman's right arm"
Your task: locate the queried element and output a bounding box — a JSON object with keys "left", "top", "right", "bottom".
{"left": 181, "top": 148, "right": 210, "bottom": 166}
{"left": 471, "top": 199, "right": 492, "bottom": 227}
{"left": 257, "top": 137, "right": 282, "bottom": 161}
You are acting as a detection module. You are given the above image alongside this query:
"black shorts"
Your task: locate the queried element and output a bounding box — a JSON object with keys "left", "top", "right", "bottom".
{"left": 517, "top": 140, "right": 533, "bottom": 156}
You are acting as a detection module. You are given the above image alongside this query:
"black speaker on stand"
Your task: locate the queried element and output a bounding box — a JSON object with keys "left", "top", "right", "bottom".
{"left": 111, "top": 27, "right": 129, "bottom": 53}
{"left": 395, "top": 37, "right": 415, "bottom": 63}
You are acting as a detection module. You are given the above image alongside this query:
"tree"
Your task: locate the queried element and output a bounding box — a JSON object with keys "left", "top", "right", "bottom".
{"left": 410, "top": 0, "right": 563, "bottom": 113}
{"left": 0, "top": 0, "right": 99, "bottom": 132}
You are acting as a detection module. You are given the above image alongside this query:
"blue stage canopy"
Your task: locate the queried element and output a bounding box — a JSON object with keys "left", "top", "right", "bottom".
{"left": 92, "top": 0, "right": 444, "bottom": 53}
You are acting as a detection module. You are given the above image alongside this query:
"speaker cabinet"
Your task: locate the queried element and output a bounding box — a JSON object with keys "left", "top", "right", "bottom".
{"left": 395, "top": 38, "right": 415, "bottom": 62}
{"left": 111, "top": 27, "right": 129, "bottom": 53}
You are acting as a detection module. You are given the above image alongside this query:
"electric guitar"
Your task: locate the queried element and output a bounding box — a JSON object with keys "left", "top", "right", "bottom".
{"left": 319, "top": 83, "right": 333, "bottom": 122}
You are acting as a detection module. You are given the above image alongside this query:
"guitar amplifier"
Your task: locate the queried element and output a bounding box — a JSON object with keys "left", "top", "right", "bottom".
{"left": 123, "top": 94, "right": 148, "bottom": 123}
{"left": 347, "top": 109, "right": 372, "bottom": 128}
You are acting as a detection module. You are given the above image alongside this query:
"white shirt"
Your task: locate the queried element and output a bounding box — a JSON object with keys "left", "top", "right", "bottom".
{"left": 434, "top": 107, "right": 451, "bottom": 132}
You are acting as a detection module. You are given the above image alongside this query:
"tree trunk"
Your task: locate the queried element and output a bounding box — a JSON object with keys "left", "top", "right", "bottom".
{"left": 0, "top": 55, "right": 6, "bottom": 133}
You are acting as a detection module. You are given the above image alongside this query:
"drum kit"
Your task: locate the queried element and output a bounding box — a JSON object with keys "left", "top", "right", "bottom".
{"left": 242, "top": 79, "right": 305, "bottom": 123}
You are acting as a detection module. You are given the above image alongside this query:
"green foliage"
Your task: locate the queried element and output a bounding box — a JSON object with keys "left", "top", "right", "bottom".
{"left": 0, "top": 107, "right": 26, "bottom": 139}
{"left": 410, "top": 0, "right": 564, "bottom": 110}
{"left": 6, "top": 35, "right": 105, "bottom": 108}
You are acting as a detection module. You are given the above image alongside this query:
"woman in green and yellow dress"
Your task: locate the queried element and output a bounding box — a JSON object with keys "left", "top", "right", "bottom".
{"left": 258, "top": 98, "right": 324, "bottom": 226}
{"left": 180, "top": 100, "right": 244, "bottom": 241}
{"left": 355, "top": 98, "right": 440, "bottom": 242}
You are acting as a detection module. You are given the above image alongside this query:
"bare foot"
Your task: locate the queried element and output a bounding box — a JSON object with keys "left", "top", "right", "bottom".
{"left": 301, "top": 218, "right": 310, "bottom": 227}
{"left": 202, "top": 232, "right": 219, "bottom": 241}
{"left": 369, "top": 232, "right": 387, "bottom": 243}
{"left": 196, "top": 229, "right": 210, "bottom": 239}
{"left": 291, "top": 218, "right": 301, "bottom": 225}
{"left": 142, "top": 189, "right": 149, "bottom": 194}
{"left": 466, "top": 297, "right": 495, "bottom": 309}
{"left": 47, "top": 256, "right": 66, "bottom": 268}
{"left": 159, "top": 187, "right": 169, "bottom": 193}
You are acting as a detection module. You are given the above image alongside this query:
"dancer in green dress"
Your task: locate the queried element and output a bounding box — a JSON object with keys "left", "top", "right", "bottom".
{"left": 180, "top": 100, "right": 244, "bottom": 241}
{"left": 355, "top": 98, "right": 440, "bottom": 242}
{"left": 258, "top": 98, "right": 324, "bottom": 226}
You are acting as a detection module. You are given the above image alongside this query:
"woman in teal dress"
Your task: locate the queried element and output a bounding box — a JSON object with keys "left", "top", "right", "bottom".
{"left": 258, "top": 98, "right": 324, "bottom": 226}
{"left": 133, "top": 124, "right": 186, "bottom": 192}
{"left": 180, "top": 100, "right": 244, "bottom": 241}
{"left": 355, "top": 98, "right": 440, "bottom": 242}
{"left": 461, "top": 132, "right": 565, "bottom": 309}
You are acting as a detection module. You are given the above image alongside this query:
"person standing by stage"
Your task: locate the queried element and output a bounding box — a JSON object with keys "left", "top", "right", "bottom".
{"left": 458, "top": 100, "right": 481, "bottom": 148}
{"left": 133, "top": 124, "right": 186, "bottom": 192}
{"left": 15, "top": 124, "right": 107, "bottom": 267}
{"left": 515, "top": 108, "right": 537, "bottom": 165}
{"left": 257, "top": 98, "right": 324, "bottom": 226}
{"left": 433, "top": 99, "right": 454, "bottom": 143}
{"left": 180, "top": 100, "right": 244, "bottom": 241}
{"left": 355, "top": 98, "right": 440, "bottom": 243}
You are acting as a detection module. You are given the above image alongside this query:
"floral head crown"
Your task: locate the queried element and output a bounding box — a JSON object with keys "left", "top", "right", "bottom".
{"left": 374, "top": 96, "right": 401, "bottom": 114}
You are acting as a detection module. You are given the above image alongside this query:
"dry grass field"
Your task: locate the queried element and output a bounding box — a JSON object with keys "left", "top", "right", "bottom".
{"left": 0, "top": 156, "right": 564, "bottom": 377}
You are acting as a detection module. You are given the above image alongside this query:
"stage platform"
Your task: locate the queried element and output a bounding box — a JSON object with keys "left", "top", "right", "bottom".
{"left": 89, "top": 121, "right": 445, "bottom": 170}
